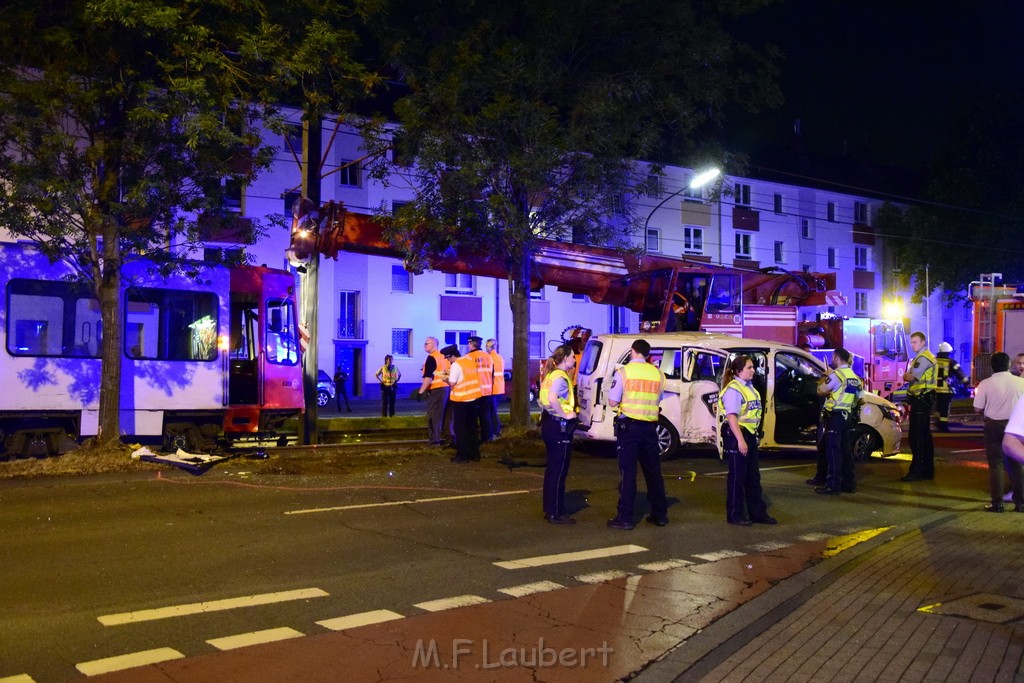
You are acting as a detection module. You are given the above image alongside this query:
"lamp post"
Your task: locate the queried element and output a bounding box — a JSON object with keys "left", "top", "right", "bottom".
{"left": 642, "top": 167, "right": 721, "bottom": 238}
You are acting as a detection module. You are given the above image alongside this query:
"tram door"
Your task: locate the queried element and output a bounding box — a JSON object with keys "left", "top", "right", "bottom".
{"left": 228, "top": 293, "right": 259, "bottom": 405}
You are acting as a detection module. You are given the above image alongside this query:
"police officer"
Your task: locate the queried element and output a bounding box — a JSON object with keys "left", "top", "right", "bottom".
{"left": 538, "top": 344, "right": 577, "bottom": 525}
{"left": 467, "top": 336, "right": 494, "bottom": 442}
{"left": 606, "top": 339, "right": 668, "bottom": 530}
{"left": 719, "top": 354, "right": 777, "bottom": 525}
{"left": 814, "top": 348, "right": 863, "bottom": 495}
{"left": 934, "top": 341, "right": 967, "bottom": 432}
{"left": 902, "top": 331, "right": 938, "bottom": 482}
{"left": 375, "top": 354, "right": 401, "bottom": 417}
{"left": 443, "top": 344, "right": 482, "bottom": 463}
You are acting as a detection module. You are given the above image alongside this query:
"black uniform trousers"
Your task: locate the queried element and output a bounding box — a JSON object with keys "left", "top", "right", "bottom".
{"left": 613, "top": 417, "right": 667, "bottom": 522}
{"left": 541, "top": 413, "right": 574, "bottom": 517}
{"left": 477, "top": 393, "right": 493, "bottom": 442}
{"left": 907, "top": 393, "right": 935, "bottom": 478}
{"left": 722, "top": 425, "right": 770, "bottom": 523}
{"left": 451, "top": 398, "right": 481, "bottom": 461}
{"left": 935, "top": 392, "right": 953, "bottom": 432}
{"left": 823, "top": 410, "right": 856, "bottom": 492}
{"left": 380, "top": 385, "right": 397, "bottom": 417}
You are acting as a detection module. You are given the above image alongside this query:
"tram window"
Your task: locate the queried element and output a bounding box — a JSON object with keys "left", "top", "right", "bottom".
{"left": 7, "top": 279, "right": 99, "bottom": 357}
{"left": 265, "top": 299, "right": 298, "bottom": 365}
{"left": 125, "top": 288, "right": 218, "bottom": 361}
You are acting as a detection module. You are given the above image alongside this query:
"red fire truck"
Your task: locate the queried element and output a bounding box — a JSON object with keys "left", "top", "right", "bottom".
{"left": 797, "top": 315, "right": 909, "bottom": 398}
{"left": 969, "top": 273, "right": 1024, "bottom": 383}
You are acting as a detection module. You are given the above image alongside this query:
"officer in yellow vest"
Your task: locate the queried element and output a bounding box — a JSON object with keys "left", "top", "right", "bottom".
{"left": 606, "top": 339, "right": 668, "bottom": 530}
{"left": 538, "top": 344, "right": 578, "bottom": 525}
{"left": 719, "top": 354, "right": 776, "bottom": 526}
{"left": 902, "top": 331, "right": 938, "bottom": 482}
{"left": 442, "top": 344, "right": 482, "bottom": 463}
{"left": 814, "top": 348, "right": 863, "bottom": 495}
{"left": 486, "top": 339, "right": 505, "bottom": 439}
{"left": 934, "top": 341, "right": 967, "bottom": 432}
{"left": 375, "top": 354, "right": 401, "bottom": 417}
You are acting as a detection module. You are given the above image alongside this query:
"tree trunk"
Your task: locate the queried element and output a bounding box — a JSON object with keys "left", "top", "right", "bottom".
{"left": 508, "top": 249, "right": 532, "bottom": 428}
{"left": 97, "top": 241, "right": 123, "bottom": 444}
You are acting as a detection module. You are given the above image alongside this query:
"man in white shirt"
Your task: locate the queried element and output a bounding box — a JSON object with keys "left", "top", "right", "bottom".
{"left": 974, "top": 352, "right": 1024, "bottom": 512}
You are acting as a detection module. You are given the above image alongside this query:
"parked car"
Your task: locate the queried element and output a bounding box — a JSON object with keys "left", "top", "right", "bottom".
{"left": 317, "top": 370, "right": 335, "bottom": 408}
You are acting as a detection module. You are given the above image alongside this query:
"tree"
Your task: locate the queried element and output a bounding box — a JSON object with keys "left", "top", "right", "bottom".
{"left": 362, "top": 0, "right": 781, "bottom": 427}
{"left": 0, "top": 0, "right": 374, "bottom": 444}
{"left": 875, "top": 92, "right": 1024, "bottom": 301}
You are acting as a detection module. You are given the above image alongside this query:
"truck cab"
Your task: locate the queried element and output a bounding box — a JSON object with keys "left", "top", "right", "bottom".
{"left": 575, "top": 332, "right": 902, "bottom": 460}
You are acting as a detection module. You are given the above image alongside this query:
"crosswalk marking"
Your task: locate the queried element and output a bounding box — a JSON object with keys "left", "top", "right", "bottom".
{"left": 317, "top": 609, "right": 405, "bottom": 631}
{"left": 637, "top": 558, "right": 694, "bottom": 572}
{"left": 98, "top": 588, "right": 329, "bottom": 625}
{"left": 575, "top": 570, "right": 633, "bottom": 584}
{"left": 76, "top": 648, "right": 184, "bottom": 676}
{"left": 693, "top": 549, "right": 746, "bottom": 562}
{"left": 494, "top": 544, "right": 648, "bottom": 570}
{"left": 498, "top": 581, "right": 564, "bottom": 597}
{"left": 749, "top": 540, "right": 793, "bottom": 552}
{"left": 207, "top": 627, "right": 304, "bottom": 651}
{"left": 414, "top": 595, "right": 491, "bottom": 612}
{"left": 0, "top": 675, "right": 36, "bottom": 683}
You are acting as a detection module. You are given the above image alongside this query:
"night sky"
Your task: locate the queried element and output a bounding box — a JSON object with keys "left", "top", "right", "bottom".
{"left": 726, "top": 1, "right": 1024, "bottom": 182}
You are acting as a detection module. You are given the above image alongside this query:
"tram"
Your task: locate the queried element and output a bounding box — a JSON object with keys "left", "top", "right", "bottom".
{"left": 0, "top": 242, "right": 304, "bottom": 457}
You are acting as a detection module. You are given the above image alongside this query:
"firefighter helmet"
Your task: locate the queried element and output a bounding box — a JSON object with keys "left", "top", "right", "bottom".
{"left": 937, "top": 342, "right": 953, "bottom": 353}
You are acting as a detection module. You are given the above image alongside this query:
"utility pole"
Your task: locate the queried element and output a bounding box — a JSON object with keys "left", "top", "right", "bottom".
{"left": 300, "top": 118, "right": 322, "bottom": 445}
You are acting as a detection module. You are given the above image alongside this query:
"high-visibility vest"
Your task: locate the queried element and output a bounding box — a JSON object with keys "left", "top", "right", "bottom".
{"left": 617, "top": 361, "right": 665, "bottom": 422}
{"left": 824, "top": 366, "right": 863, "bottom": 412}
{"left": 422, "top": 350, "right": 449, "bottom": 390}
{"left": 377, "top": 365, "right": 399, "bottom": 386}
{"left": 539, "top": 368, "right": 575, "bottom": 415}
{"left": 935, "top": 356, "right": 963, "bottom": 394}
{"left": 908, "top": 349, "right": 938, "bottom": 396}
{"left": 490, "top": 351, "right": 505, "bottom": 395}
{"left": 449, "top": 356, "right": 482, "bottom": 402}
{"left": 468, "top": 349, "right": 493, "bottom": 396}
{"left": 718, "top": 379, "right": 763, "bottom": 434}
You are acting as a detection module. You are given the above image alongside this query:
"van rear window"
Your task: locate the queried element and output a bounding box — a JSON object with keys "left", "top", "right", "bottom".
{"left": 579, "top": 340, "right": 603, "bottom": 375}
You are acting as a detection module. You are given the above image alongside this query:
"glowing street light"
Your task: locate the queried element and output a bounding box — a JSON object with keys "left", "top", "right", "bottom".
{"left": 689, "top": 168, "right": 721, "bottom": 189}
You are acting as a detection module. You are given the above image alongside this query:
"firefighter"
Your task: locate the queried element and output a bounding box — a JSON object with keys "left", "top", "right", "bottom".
{"left": 934, "top": 341, "right": 968, "bottom": 432}
{"left": 815, "top": 348, "right": 863, "bottom": 494}
{"left": 901, "top": 331, "right": 938, "bottom": 482}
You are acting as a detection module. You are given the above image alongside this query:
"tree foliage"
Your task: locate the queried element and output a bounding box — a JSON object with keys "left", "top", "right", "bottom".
{"left": 362, "top": 0, "right": 782, "bottom": 426}
{"left": 875, "top": 92, "right": 1024, "bottom": 301}
{"left": 0, "top": 0, "right": 374, "bottom": 441}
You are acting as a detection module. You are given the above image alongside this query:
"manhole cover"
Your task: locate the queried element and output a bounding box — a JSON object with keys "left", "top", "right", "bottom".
{"left": 918, "top": 593, "right": 1024, "bottom": 624}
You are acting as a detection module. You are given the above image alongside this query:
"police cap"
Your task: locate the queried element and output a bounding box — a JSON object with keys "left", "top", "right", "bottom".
{"left": 440, "top": 344, "right": 460, "bottom": 358}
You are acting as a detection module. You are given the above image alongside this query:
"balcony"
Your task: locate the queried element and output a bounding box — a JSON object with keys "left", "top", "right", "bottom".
{"left": 337, "top": 318, "right": 365, "bottom": 339}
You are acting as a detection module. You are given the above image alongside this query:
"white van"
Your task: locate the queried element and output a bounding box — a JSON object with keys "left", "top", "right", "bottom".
{"left": 575, "top": 332, "right": 902, "bottom": 459}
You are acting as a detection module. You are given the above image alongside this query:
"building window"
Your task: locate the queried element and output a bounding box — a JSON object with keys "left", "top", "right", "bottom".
{"left": 734, "top": 183, "right": 752, "bottom": 207}
{"left": 646, "top": 228, "right": 661, "bottom": 253}
{"left": 444, "top": 330, "right": 476, "bottom": 356}
{"left": 339, "top": 291, "right": 359, "bottom": 338}
{"left": 683, "top": 180, "right": 704, "bottom": 203}
{"left": 683, "top": 226, "right": 703, "bottom": 255}
{"left": 282, "top": 124, "right": 302, "bottom": 153}
{"left": 855, "top": 292, "right": 868, "bottom": 314}
{"left": 572, "top": 293, "right": 588, "bottom": 302}
{"left": 827, "top": 202, "right": 836, "bottom": 222}
{"left": 735, "top": 232, "right": 752, "bottom": 260}
{"left": 828, "top": 247, "right": 837, "bottom": 269}
{"left": 643, "top": 173, "right": 663, "bottom": 198}
{"left": 391, "top": 265, "right": 411, "bottom": 293}
{"left": 529, "top": 331, "right": 544, "bottom": 358}
{"left": 854, "top": 201, "right": 869, "bottom": 224}
{"left": 338, "top": 159, "right": 360, "bottom": 187}
{"left": 444, "top": 273, "right": 474, "bottom": 295}
{"left": 854, "top": 246, "right": 869, "bottom": 271}
{"left": 774, "top": 193, "right": 783, "bottom": 214}
{"left": 609, "top": 306, "right": 629, "bottom": 334}
{"left": 392, "top": 328, "right": 412, "bottom": 357}
{"left": 801, "top": 219, "right": 811, "bottom": 239}
{"left": 391, "top": 200, "right": 410, "bottom": 215}
{"left": 283, "top": 190, "right": 301, "bottom": 217}
{"left": 774, "top": 241, "right": 785, "bottom": 264}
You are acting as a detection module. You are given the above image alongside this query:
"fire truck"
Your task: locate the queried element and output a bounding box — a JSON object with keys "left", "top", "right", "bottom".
{"left": 797, "top": 315, "right": 909, "bottom": 398}
{"left": 969, "top": 273, "right": 1024, "bottom": 383}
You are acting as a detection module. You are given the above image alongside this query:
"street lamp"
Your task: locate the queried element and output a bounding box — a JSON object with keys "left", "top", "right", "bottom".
{"left": 642, "top": 167, "right": 721, "bottom": 233}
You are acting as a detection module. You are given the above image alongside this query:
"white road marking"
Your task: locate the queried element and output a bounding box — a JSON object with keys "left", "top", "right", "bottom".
{"left": 693, "top": 549, "right": 747, "bottom": 562}
{"left": 839, "top": 526, "right": 867, "bottom": 534}
{"left": 575, "top": 570, "right": 633, "bottom": 584}
{"left": 497, "top": 581, "right": 565, "bottom": 597}
{"left": 76, "top": 648, "right": 184, "bottom": 676}
{"left": 207, "top": 627, "right": 304, "bottom": 651}
{"left": 414, "top": 595, "right": 491, "bottom": 611}
{"left": 952, "top": 448, "right": 984, "bottom": 453}
{"left": 0, "top": 675, "right": 36, "bottom": 683}
{"left": 317, "top": 609, "right": 405, "bottom": 631}
{"left": 285, "top": 490, "right": 530, "bottom": 515}
{"left": 749, "top": 540, "right": 793, "bottom": 552}
{"left": 637, "top": 558, "right": 695, "bottom": 572}
{"left": 705, "top": 464, "right": 810, "bottom": 476}
{"left": 798, "top": 532, "right": 830, "bottom": 542}
{"left": 97, "top": 588, "right": 328, "bottom": 625}
{"left": 494, "top": 544, "right": 648, "bottom": 570}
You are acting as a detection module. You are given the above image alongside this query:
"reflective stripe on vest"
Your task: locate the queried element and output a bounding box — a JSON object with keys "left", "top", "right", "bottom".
{"left": 908, "top": 349, "right": 938, "bottom": 396}
{"left": 449, "top": 356, "right": 482, "bottom": 402}
{"left": 618, "top": 362, "right": 664, "bottom": 422}
{"left": 718, "top": 379, "right": 762, "bottom": 434}
{"left": 490, "top": 351, "right": 505, "bottom": 394}
{"left": 423, "top": 350, "right": 449, "bottom": 390}
{"left": 379, "top": 365, "right": 399, "bottom": 386}
{"left": 469, "top": 349, "right": 493, "bottom": 396}
{"left": 935, "top": 357, "right": 952, "bottom": 393}
{"left": 824, "top": 366, "right": 863, "bottom": 412}
{"left": 539, "top": 368, "right": 575, "bottom": 415}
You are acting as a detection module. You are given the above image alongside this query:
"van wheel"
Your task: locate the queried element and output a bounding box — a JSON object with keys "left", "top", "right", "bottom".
{"left": 851, "top": 425, "right": 880, "bottom": 462}
{"left": 656, "top": 417, "right": 680, "bottom": 460}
